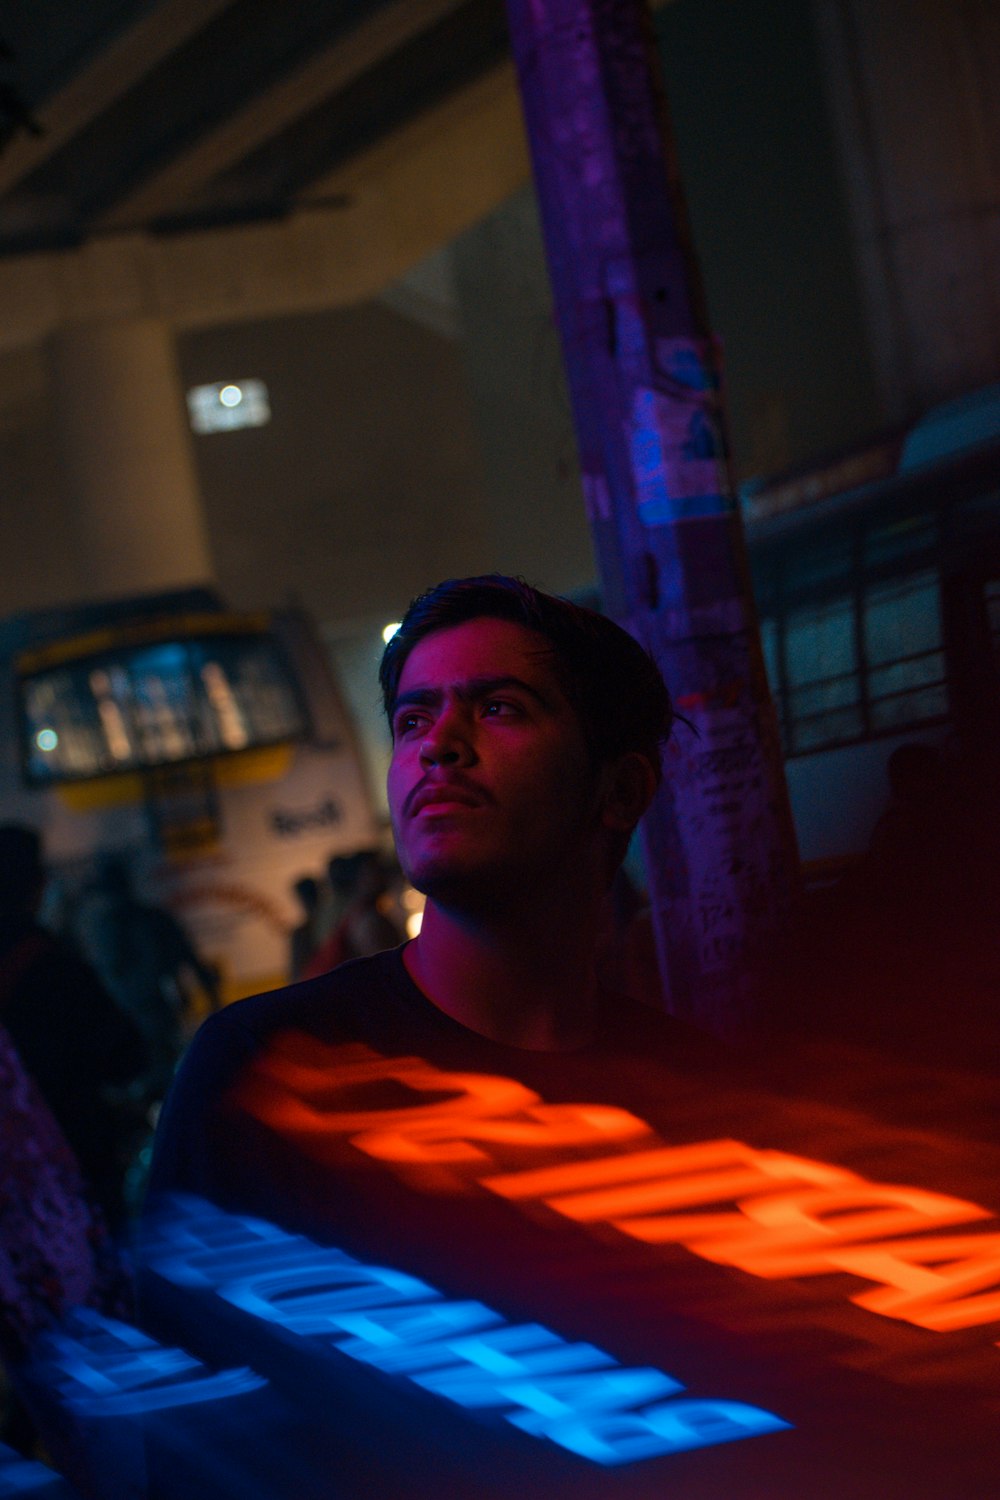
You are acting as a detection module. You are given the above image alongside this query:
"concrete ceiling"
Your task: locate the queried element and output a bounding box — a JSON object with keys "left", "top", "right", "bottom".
{"left": 0, "top": 0, "right": 513, "bottom": 245}
{"left": 0, "top": 0, "right": 685, "bottom": 349}
{"left": 0, "top": 0, "right": 532, "bottom": 343}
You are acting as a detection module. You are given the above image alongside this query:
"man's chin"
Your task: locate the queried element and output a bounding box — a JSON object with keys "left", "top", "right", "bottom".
{"left": 402, "top": 856, "right": 508, "bottom": 911}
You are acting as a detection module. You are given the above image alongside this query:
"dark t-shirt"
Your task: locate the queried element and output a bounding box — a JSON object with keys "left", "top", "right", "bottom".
{"left": 142, "top": 947, "right": 1000, "bottom": 1499}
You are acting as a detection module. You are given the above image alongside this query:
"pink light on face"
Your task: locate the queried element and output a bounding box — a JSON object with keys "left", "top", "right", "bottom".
{"left": 386, "top": 618, "right": 601, "bottom": 903}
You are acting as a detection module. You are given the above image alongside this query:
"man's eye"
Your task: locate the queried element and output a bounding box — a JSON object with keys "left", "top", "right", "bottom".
{"left": 482, "top": 699, "right": 518, "bottom": 717}
{"left": 394, "top": 712, "right": 426, "bottom": 736}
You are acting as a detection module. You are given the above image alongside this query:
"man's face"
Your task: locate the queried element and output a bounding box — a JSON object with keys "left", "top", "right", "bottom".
{"left": 387, "top": 617, "right": 605, "bottom": 907}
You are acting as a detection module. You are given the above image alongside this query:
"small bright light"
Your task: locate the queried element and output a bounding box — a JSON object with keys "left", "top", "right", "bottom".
{"left": 36, "top": 729, "right": 58, "bottom": 752}
{"left": 187, "top": 380, "right": 270, "bottom": 434}
{"left": 382, "top": 622, "right": 402, "bottom": 644}
{"left": 406, "top": 910, "right": 423, "bottom": 939}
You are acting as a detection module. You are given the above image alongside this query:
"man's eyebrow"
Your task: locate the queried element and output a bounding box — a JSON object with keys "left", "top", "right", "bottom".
{"left": 392, "top": 675, "right": 551, "bottom": 712}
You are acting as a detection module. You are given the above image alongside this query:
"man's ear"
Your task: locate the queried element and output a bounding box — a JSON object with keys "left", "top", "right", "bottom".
{"left": 599, "top": 752, "right": 658, "bottom": 833}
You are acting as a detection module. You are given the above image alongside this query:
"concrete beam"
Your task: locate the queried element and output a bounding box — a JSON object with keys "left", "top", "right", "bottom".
{"left": 0, "top": 0, "right": 242, "bottom": 197}
{"left": 0, "top": 63, "right": 530, "bottom": 350}
{"left": 96, "top": 0, "right": 468, "bottom": 230}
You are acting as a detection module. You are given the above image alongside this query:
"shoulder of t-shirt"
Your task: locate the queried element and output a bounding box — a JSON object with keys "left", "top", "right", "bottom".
{"left": 194, "top": 946, "right": 404, "bottom": 1048}
{"left": 598, "top": 989, "right": 738, "bottom": 1073}
{"left": 148, "top": 948, "right": 404, "bottom": 1198}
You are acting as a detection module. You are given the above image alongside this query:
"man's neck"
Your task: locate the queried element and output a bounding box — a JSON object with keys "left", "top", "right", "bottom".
{"left": 402, "top": 895, "right": 603, "bottom": 1051}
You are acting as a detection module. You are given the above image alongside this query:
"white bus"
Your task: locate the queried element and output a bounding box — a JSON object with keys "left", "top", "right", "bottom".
{"left": 0, "top": 586, "right": 378, "bottom": 1003}
{"left": 744, "top": 386, "right": 1000, "bottom": 874}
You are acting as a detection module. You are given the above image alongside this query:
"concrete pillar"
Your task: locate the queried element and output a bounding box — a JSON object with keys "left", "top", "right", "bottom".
{"left": 506, "top": 0, "right": 800, "bottom": 1038}
{"left": 46, "top": 316, "right": 213, "bottom": 599}
{"left": 813, "top": 0, "right": 1000, "bottom": 423}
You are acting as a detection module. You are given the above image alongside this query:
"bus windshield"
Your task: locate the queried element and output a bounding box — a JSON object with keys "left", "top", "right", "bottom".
{"left": 21, "top": 631, "right": 307, "bottom": 784}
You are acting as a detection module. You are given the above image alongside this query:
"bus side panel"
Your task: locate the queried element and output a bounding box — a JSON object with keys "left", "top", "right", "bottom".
{"left": 153, "top": 740, "right": 379, "bottom": 1003}
{"left": 148, "top": 610, "right": 381, "bottom": 1002}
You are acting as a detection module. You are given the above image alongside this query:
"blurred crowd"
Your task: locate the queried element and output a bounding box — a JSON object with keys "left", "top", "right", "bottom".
{"left": 0, "top": 827, "right": 417, "bottom": 1462}
{"left": 288, "top": 848, "right": 410, "bottom": 981}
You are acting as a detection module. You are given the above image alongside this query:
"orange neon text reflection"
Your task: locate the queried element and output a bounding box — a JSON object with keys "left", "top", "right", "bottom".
{"left": 233, "top": 1038, "right": 1000, "bottom": 1340}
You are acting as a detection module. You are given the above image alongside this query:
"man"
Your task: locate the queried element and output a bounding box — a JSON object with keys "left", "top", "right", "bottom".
{"left": 149, "top": 577, "right": 713, "bottom": 1191}
{"left": 141, "top": 579, "right": 1000, "bottom": 1499}
{"left": 379, "top": 583, "right": 661, "bottom": 1049}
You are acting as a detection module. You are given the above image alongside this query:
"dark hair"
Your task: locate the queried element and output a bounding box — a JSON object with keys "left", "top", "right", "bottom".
{"left": 379, "top": 575, "right": 672, "bottom": 780}
{"left": 293, "top": 875, "right": 321, "bottom": 911}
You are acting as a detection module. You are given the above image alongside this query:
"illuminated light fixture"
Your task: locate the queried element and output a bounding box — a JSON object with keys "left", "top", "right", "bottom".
{"left": 187, "top": 380, "right": 270, "bottom": 434}
{"left": 36, "top": 728, "right": 58, "bottom": 752}
{"left": 382, "top": 622, "right": 402, "bottom": 644}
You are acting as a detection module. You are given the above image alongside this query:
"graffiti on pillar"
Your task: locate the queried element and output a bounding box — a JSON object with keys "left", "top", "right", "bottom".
{"left": 667, "top": 636, "right": 792, "bottom": 978}
{"left": 628, "top": 336, "right": 731, "bottom": 523}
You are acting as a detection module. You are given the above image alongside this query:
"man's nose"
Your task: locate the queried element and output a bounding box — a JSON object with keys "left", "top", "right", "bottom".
{"left": 419, "top": 708, "right": 475, "bottom": 767}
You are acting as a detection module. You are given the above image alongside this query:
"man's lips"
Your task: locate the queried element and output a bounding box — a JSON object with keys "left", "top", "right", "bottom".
{"left": 406, "top": 780, "right": 487, "bottom": 817}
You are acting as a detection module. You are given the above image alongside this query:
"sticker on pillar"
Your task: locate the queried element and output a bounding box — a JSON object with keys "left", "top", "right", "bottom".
{"left": 630, "top": 338, "right": 731, "bottom": 524}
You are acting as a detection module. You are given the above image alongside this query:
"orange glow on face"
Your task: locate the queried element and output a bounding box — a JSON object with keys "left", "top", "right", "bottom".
{"left": 231, "top": 1037, "right": 1000, "bottom": 1347}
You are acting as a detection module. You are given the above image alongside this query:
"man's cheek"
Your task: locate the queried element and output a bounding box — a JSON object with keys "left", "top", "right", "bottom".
{"left": 386, "top": 762, "right": 408, "bottom": 819}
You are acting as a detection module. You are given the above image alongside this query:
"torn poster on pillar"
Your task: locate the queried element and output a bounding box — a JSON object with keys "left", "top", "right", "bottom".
{"left": 629, "top": 338, "right": 730, "bottom": 524}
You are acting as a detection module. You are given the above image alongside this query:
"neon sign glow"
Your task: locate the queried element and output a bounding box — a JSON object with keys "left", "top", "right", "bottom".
{"left": 0, "top": 1439, "right": 79, "bottom": 1496}
{"left": 143, "top": 1194, "right": 790, "bottom": 1466}
{"left": 28, "top": 1306, "right": 267, "bottom": 1418}
{"left": 232, "top": 1039, "right": 1000, "bottom": 1342}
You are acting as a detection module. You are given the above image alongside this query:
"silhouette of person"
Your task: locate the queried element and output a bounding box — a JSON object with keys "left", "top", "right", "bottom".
{"left": 300, "top": 850, "right": 402, "bottom": 979}
{"left": 867, "top": 743, "right": 960, "bottom": 921}
{"left": 75, "top": 855, "right": 220, "bottom": 1107}
{"left": 322, "top": 853, "right": 362, "bottom": 937}
{"left": 0, "top": 826, "right": 144, "bottom": 1229}
{"left": 288, "top": 875, "right": 323, "bottom": 980}
{"left": 798, "top": 742, "right": 1000, "bottom": 1065}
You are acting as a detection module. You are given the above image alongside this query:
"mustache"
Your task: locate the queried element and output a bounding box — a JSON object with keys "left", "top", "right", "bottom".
{"left": 403, "top": 773, "right": 492, "bottom": 817}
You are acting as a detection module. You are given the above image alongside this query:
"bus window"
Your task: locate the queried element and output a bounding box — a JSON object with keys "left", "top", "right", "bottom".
{"left": 758, "top": 618, "right": 782, "bottom": 707}
{"left": 863, "top": 572, "right": 948, "bottom": 731}
{"left": 21, "top": 631, "right": 307, "bottom": 785}
{"left": 188, "top": 636, "right": 303, "bottom": 748}
{"left": 754, "top": 526, "right": 952, "bottom": 756}
{"left": 783, "top": 596, "right": 862, "bottom": 753}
